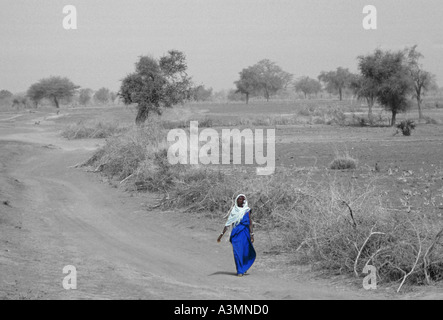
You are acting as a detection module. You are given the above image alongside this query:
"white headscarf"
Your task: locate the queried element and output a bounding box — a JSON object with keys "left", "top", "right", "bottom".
{"left": 224, "top": 194, "right": 250, "bottom": 227}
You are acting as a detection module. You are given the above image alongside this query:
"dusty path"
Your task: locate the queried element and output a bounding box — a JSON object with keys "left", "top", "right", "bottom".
{"left": 0, "top": 112, "right": 402, "bottom": 299}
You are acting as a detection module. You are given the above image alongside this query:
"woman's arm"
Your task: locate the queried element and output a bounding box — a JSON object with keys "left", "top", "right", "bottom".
{"left": 217, "top": 226, "right": 228, "bottom": 243}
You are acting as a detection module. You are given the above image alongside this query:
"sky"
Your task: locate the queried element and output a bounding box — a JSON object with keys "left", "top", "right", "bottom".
{"left": 1, "top": 0, "right": 443, "bottom": 93}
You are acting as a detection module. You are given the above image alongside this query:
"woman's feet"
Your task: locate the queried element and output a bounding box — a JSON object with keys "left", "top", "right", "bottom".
{"left": 237, "top": 273, "right": 243, "bottom": 277}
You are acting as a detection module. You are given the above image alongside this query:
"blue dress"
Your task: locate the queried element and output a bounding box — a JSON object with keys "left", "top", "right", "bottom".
{"left": 229, "top": 210, "right": 256, "bottom": 275}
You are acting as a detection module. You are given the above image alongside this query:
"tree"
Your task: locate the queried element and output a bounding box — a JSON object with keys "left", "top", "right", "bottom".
{"left": 358, "top": 49, "right": 414, "bottom": 126}
{"left": 120, "top": 50, "right": 192, "bottom": 125}
{"left": 0, "top": 90, "right": 13, "bottom": 100}
{"left": 11, "top": 94, "right": 31, "bottom": 109}
{"left": 294, "top": 76, "right": 322, "bottom": 98}
{"left": 405, "top": 45, "right": 437, "bottom": 119}
{"left": 350, "top": 73, "right": 377, "bottom": 119}
{"left": 78, "top": 88, "right": 93, "bottom": 105}
{"left": 110, "top": 92, "right": 118, "bottom": 103}
{"left": 27, "top": 76, "right": 79, "bottom": 108}
{"left": 318, "top": 67, "right": 353, "bottom": 101}
{"left": 0, "top": 90, "right": 13, "bottom": 107}
{"left": 94, "top": 87, "right": 111, "bottom": 104}
{"left": 234, "top": 66, "right": 259, "bottom": 104}
{"left": 254, "top": 59, "right": 292, "bottom": 101}
{"left": 190, "top": 85, "right": 213, "bottom": 101}
{"left": 234, "top": 60, "right": 292, "bottom": 103}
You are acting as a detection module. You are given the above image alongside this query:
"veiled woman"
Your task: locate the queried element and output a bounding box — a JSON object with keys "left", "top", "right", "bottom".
{"left": 217, "top": 194, "right": 256, "bottom": 277}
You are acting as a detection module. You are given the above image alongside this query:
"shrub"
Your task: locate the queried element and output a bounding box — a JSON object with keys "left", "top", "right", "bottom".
{"left": 312, "top": 117, "right": 325, "bottom": 125}
{"left": 81, "top": 122, "right": 167, "bottom": 180}
{"left": 423, "top": 116, "right": 439, "bottom": 125}
{"left": 298, "top": 106, "right": 312, "bottom": 117}
{"left": 198, "top": 117, "right": 213, "bottom": 128}
{"left": 290, "top": 180, "right": 443, "bottom": 289}
{"left": 330, "top": 153, "right": 358, "bottom": 170}
{"left": 326, "top": 108, "right": 346, "bottom": 126}
{"left": 132, "top": 149, "right": 178, "bottom": 192}
{"left": 351, "top": 114, "right": 368, "bottom": 127}
{"left": 396, "top": 120, "right": 416, "bottom": 136}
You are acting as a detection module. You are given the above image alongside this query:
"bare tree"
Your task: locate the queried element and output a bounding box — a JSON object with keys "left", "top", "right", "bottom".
{"left": 405, "top": 45, "right": 437, "bottom": 120}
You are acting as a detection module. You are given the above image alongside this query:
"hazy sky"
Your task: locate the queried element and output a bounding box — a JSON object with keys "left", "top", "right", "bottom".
{"left": 1, "top": 0, "right": 443, "bottom": 93}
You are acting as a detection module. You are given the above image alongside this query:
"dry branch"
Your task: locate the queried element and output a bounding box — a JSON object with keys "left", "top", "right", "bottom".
{"left": 354, "top": 227, "right": 385, "bottom": 277}
{"left": 397, "top": 222, "right": 422, "bottom": 293}
{"left": 423, "top": 227, "right": 443, "bottom": 285}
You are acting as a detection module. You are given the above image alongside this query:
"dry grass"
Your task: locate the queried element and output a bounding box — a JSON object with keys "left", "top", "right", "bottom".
{"left": 330, "top": 151, "right": 358, "bottom": 170}
{"left": 61, "top": 120, "right": 128, "bottom": 139}
{"left": 79, "top": 118, "right": 443, "bottom": 291}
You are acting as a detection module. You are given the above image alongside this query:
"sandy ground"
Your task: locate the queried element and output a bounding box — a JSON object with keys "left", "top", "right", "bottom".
{"left": 0, "top": 110, "right": 441, "bottom": 300}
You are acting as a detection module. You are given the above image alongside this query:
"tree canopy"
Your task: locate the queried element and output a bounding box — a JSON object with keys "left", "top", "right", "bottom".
{"left": 234, "top": 66, "right": 259, "bottom": 104}
{"left": 78, "top": 88, "right": 93, "bottom": 105}
{"left": 358, "top": 49, "right": 414, "bottom": 125}
{"left": 190, "top": 85, "right": 213, "bottom": 101}
{"left": 119, "top": 50, "right": 192, "bottom": 124}
{"left": 294, "top": 76, "right": 322, "bottom": 98}
{"left": 27, "top": 76, "right": 79, "bottom": 108}
{"left": 318, "top": 67, "right": 353, "bottom": 101}
{"left": 94, "top": 87, "right": 111, "bottom": 104}
{"left": 234, "top": 59, "right": 292, "bottom": 103}
{"left": 350, "top": 72, "right": 378, "bottom": 119}
{"left": 0, "top": 90, "right": 13, "bottom": 100}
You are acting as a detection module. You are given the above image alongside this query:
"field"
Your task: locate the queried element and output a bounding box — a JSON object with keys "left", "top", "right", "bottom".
{"left": 1, "top": 99, "right": 443, "bottom": 298}
{"left": 4, "top": 100, "right": 443, "bottom": 221}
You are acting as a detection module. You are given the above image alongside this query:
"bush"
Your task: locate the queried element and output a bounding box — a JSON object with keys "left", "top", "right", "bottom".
{"left": 291, "top": 181, "right": 443, "bottom": 288}
{"left": 423, "top": 116, "right": 440, "bottom": 125}
{"left": 298, "top": 106, "right": 313, "bottom": 117}
{"left": 325, "top": 108, "right": 346, "bottom": 126}
{"left": 198, "top": 117, "right": 213, "bottom": 128}
{"left": 396, "top": 120, "right": 416, "bottom": 136}
{"left": 131, "top": 149, "right": 178, "bottom": 192}
{"left": 312, "top": 117, "right": 325, "bottom": 125}
{"left": 81, "top": 122, "right": 167, "bottom": 181}
{"left": 351, "top": 114, "right": 368, "bottom": 127}
{"left": 330, "top": 153, "right": 358, "bottom": 170}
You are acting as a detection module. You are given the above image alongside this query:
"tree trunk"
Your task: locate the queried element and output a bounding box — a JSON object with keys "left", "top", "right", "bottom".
{"left": 367, "top": 97, "right": 374, "bottom": 122}
{"left": 417, "top": 97, "right": 423, "bottom": 119}
{"left": 339, "top": 88, "right": 343, "bottom": 101}
{"left": 391, "top": 110, "right": 397, "bottom": 126}
{"left": 246, "top": 93, "right": 249, "bottom": 105}
{"left": 135, "top": 105, "right": 149, "bottom": 125}
{"left": 53, "top": 96, "right": 60, "bottom": 108}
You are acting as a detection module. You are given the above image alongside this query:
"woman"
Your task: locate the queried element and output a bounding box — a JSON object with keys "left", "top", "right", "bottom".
{"left": 217, "top": 194, "right": 256, "bottom": 277}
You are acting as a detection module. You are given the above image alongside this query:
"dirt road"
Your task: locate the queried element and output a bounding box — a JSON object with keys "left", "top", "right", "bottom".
{"left": 0, "top": 112, "right": 410, "bottom": 299}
